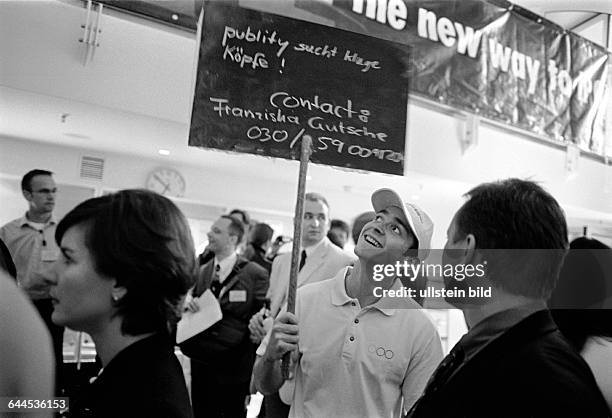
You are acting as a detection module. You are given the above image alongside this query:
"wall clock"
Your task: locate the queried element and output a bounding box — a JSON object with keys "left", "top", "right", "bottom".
{"left": 146, "top": 167, "right": 186, "bottom": 198}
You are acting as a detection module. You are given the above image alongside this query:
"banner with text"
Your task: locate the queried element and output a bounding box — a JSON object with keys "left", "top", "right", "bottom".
{"left": 295, "top": 0, "right": 610, "bottom": 155}
{"left": 188, "top": 2, "right": 411, "bottom": 175}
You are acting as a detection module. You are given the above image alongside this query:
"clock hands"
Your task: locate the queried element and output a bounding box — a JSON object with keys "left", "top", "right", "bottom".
{"left": 153, "top": 174, "right": 171, "bottom": 195}
{"left": 148, "top": 169, "right": 185, "bottom": 197}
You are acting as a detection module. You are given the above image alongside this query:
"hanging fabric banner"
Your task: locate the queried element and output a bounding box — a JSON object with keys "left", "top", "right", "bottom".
{"left": 294, "top": 0, "right": 610, "bottom": 155}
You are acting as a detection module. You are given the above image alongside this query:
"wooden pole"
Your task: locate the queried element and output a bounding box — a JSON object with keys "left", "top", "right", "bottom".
{"left": 281, "top": 134, "right": 312, "bottom": 380}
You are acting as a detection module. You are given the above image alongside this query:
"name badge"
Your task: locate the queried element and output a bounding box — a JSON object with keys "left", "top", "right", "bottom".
{"left": 41, "top": 249, "right": 59, "bottom": 262}
{"left": 229, "top": 290, "right": 247, "bottom": 302}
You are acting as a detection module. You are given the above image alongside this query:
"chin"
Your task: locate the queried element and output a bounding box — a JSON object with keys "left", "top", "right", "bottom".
{"left": 51, "top": 311, "right": 68, "bottom": 327}
{"left": 354, "top": 246, "right": 381, "bottom": 260}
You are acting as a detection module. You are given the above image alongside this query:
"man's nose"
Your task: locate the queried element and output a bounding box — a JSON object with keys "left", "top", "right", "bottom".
{"left": 373, "top": 224, "right": 384, "bottom": 235}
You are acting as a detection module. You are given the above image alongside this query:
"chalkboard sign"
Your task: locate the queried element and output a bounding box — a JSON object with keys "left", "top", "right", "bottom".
{"left": 188, "top": 2, "right": 410, "bottom": 175}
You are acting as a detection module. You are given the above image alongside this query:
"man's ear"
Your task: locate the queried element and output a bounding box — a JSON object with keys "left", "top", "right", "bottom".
{"left": 22, "top": 189, "right": 33, "bottom": 202}
{"left": 462, "top": 233, "right": 477, "bottom": 264}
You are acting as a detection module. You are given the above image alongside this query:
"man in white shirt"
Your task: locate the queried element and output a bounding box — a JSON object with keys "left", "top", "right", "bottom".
{"left": 254, "top": 188, "right": 443, "bottom": 417}
{"left": 262, "top": 192, "right": 356, "bottom": 322}
{"left": 249, "top": 192, "right": 355, "bottom": 417}
{"left": 0, "top": 169, "right": 63, "bottom": 394}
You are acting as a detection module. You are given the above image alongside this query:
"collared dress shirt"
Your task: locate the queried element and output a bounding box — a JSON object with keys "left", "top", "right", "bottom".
{"left": 0, "top": 215, "right": 59, "bottom": 299}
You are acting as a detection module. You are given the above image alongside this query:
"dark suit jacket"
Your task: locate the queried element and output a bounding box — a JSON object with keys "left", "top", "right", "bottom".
{"left": 70, "top": 333, "right": 192, "bottom": 418}
{"left": 191, "top": 256, "right": 269, "bottom": 383}
{"left": 243, "top": 243, "right": 272, "bottom": 273}
{"left": 408, "top": 310, "right": 610, "bottom": 418}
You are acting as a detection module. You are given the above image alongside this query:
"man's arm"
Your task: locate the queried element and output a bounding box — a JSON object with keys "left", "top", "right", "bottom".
{"left": 401, "top": 322, "right": 444, "bottom": 412}
{"left": 253, "top": 311, "right": 299, "bottom": 395}
{"left": 266, "top": 255, "right": 284, "bottom": 302}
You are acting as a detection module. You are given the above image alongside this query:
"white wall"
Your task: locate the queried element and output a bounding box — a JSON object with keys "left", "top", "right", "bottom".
{"left": 0, "top": 134, "right": 297, "bottom": 227}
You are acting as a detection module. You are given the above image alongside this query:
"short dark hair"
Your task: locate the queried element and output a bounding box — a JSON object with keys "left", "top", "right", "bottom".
{"left": 305, "top": 192, "right": 329, "bottom": 211}
{"left": 22, "top": 169, "right": 53, "bottom": 192}
{"left": 549, "top": 238, "right": 612, "bottom": 351}
{"left": 55, "top": 189, "right": 197, "bottom": 337}
{"left": 330, "top": 219, "right": 350, "bottom": 235}
{"left": 249, "top": 223, "right": 274, "bottom": 247}
{"left": 453, "top": 178, "right": 568, "bottom": 299}
{"left": 221, "top": 215, "right": 245, "bottom": 245}
{"left": 352, "top": 211, "right": 375, "bottom": 244}
{"left": 229, "top": 209, "right": 251, "bottom": 227}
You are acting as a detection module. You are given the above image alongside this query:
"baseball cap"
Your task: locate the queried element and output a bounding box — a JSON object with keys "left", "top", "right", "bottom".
{"left": 371, "top": 188, "right": 434, "bottom": 260}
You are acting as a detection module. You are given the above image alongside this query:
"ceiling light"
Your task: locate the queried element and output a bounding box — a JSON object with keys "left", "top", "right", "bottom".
{"left": 64, "top": 132, "right": 91, "bottom": 140}
{"left": 158, "top": 149, "right": 170, "bottom": 156}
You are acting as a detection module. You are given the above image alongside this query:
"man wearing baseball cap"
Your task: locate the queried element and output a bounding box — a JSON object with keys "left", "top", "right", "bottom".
{"left": 253, "top": 188, "right": 443, "bottom": 418}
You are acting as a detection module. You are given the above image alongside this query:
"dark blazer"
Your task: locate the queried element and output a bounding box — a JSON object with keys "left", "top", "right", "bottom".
{"left": 408, "top": 310, "right": 610, "bottom": 418}
{"left": 70, "top": 333, "right": 192, "bottom": 418}
{"left": 243, "top": 243, "right": 272, "bottom": 273}
{"left": 191, "top": 256, "right": 269, "bottom": 383}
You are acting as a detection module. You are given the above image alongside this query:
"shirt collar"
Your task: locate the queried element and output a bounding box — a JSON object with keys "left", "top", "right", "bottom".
{"left": 458, "top": 301, "right": 547, "bottom": 360}
{"left": 369, "top": 279, "right": 404, "bottom": 316}
{"left": 214, "top": 251, "right": 238, "bottom": 281}
{"left": 303, "top": 237, "right": 326, "bottom": 258}
{"left": 19, "top": 214, "right": 56, "bottom": 228}
{"left": 331, "top": 266, "right": 353, "bottom": 307}
{"left": 330, "top": 266, "right": 400, "bottom": 316}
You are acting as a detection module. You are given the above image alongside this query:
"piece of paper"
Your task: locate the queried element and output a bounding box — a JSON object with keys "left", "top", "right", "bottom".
{"left": 176, "top": 290, "right": 223, "bottom": 344}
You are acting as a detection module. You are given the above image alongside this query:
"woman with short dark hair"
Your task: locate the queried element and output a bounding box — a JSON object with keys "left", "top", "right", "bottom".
{"left": 549, "top": 237, "right": 612, "bottom": 412}
{"left": 48, "top": 189, "right": 197, "bottom": 417}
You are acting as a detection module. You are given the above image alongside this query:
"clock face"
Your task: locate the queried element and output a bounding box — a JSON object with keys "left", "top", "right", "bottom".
{"left": 146, "top": 168, "right": 186, "bottom": 198}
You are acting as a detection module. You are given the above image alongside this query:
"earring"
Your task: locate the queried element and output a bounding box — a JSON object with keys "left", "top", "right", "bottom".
{"left": 112, "top": 294, "right": 120, "bottom": 303}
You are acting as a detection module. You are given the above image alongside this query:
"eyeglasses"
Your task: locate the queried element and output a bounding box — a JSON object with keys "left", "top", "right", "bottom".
{"left": 31, "top": 188, "right": 58, "bottom": 195}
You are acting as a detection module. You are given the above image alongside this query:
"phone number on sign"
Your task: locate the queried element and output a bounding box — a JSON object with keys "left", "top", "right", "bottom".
{"left": 246, "top": 126, "right": 403, "bottom": 163}
{"left": 1, "top": 398, "right": 68, "bottom": 411}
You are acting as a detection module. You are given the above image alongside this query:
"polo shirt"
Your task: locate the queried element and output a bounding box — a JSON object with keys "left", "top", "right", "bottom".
{"left": 261, "top": 267, "right": 443, "bottom": 418}
{"left": 0, "top": 215, "right": 59, "bottom": 299}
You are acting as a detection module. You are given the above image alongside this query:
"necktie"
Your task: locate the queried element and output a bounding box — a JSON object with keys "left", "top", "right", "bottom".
{"left": 210, "top": 264, "right": 222, "bottom": 298}
{"left": 299, "top": 250, "right": 307, "bottom": 272}
{"left": 406, "top": 343, "right": 465, "bottom": 417}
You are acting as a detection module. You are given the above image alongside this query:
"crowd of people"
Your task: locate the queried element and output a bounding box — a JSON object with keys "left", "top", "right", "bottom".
{"left": 0, "top": 169, "right": 611, "bottom": 417}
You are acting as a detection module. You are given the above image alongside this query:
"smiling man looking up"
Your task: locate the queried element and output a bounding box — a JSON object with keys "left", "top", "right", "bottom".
{"left": 254, "top": 188, "right": 443, "bottom": 418}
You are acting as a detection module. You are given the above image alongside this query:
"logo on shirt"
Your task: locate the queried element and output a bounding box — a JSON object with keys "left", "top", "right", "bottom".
{"left": 369, "top": 344, "right": 394, "bottom": 359}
